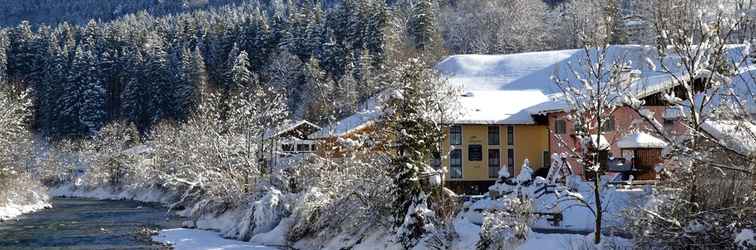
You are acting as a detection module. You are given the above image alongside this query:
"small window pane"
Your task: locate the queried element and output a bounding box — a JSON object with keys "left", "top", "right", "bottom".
{"left": 468, "top": 145, "right": 482, "bottom": 161}
{"left": 555, "top": 120, "right": 567, "bottom": 134}
{"left": 450, "top": 149, "right": 462, "bottom": 179}
{"left": 488, "top": 126, "right": 500, "bottom": 145}
{"left": 507, "top": 126, "right": 514, "bottom": 145}
{"left": 282, "top": 144, "right": 294, "bottom": 152}
{"left": 507, "top": 148, "right": 515, "bottom": 173}
{"left": 543, "top": 151, "right": 551, "bottom": 168}
{"left": 602, "top": 116, "right": 615, "bottom": 132}
{"left": 297, "top": 144, "right": 309, "bottom": 152}
{"left": 450, "top": 126, "right": 462, "bottom": 145}
{"left": 488, "top": 149, "right": 500, "bottom": 178}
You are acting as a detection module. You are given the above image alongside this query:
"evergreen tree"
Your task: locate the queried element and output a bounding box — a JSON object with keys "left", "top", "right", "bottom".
{"left": 380, "top": 58, "right": 459, "bottom": 248}
{"left": 58, "top": 47, "right": 87, "bottom": 135}
{"left": 300, "top": 57, "right": 335, "bottom": 123}
{"left": 0, "top": 30, "right": 8, "bottom": 86}
{"left": 121, "top": 48, "right": 152, "bottom": 131}
{"left": 230, "top": 50, "right": 253, "bottom": 91}
{"left": 78, "top": 48, "right": 106, "bottom": 135}
{"left": 142, "top": 33, "right": 173, "bottom": 123}
{"left": 364, "top": 0, "right": 388, "bottom": 65}
{"left": 409, "top": 0, "right": 442, "bottom": 53}
{"left": 174, "top": 46, "right": 207, "bottom": 120}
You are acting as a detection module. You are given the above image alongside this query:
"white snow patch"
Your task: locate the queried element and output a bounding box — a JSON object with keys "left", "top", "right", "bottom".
{"left": 617, "top": 132, "right": 668, "bottom": 149}
{"left": 153, "top": 228, "right": 277, "bottom": 250}
{"left": 456, "top": 90, "right": 550, "bottom": 124}
{"left": 49, "top": 183, "right": 172, "bottom": 203}
{"left": 735, "top": 229, "right": 755, "bottom": 248}
{"left": 0, "top": 191, "right": 50, "bottom": 220}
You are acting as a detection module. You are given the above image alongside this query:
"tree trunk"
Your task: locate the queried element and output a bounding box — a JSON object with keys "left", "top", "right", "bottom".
{"left": 594, "top": 171, "right": 602, "bottom": 244}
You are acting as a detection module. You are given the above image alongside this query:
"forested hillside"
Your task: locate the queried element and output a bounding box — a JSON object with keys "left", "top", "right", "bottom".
{"left": 0, "top": 0, "right": 651, "bottom": 137}
{"left": 0, "top": 0, "right": 249, "bottom": 27}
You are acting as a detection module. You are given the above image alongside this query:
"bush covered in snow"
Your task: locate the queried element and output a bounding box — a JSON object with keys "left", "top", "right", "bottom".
{"left": 476, "top": 196, "right": 534, "bottom": 250}
{"left": 0, "top": 86, "right": 49, "bottom": 218}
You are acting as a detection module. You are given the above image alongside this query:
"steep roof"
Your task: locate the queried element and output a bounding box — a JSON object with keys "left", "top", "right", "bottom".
{"left": 310, "top": 90, "right": 391, "bottom": 139}
{"left": 264, "top": 120, "right": 321, "bottom": 140}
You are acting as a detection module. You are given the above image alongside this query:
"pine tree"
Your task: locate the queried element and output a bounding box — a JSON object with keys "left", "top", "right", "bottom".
{"left": 409, "top": 0, "right": 442, "bottom": 53}
{"left": 230, "top": 50, "right": 253, "bottom": 91}
{"left": 380, "top": 58, "right": 459, "bottom": 248}
{"left": 121, "top": 47, "right": 152, "bottom": 132}
{"left": 174, "top": 46, "right": 207, "bottom": 120}
{"left": 58, "top": 46, "right": 87, "bottom": 135}
{"left": 0, "top": 30, "right": 8, "bottom": 86}
{"left": 364, "top": 0, "right": 388, "bottom": 65}
{"left": 300, "top": 57, "right": 335, "bottom": 123}
{"left": 78, "top": 48, "right": 106, "bottom": 135}
{"left": 142, "top": 33, "right": 173, "bottom": 123}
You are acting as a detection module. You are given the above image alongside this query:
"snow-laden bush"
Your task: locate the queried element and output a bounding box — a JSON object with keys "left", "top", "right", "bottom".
{"left": 285, "top": 151, "right": 395, "bottom": 245}
{"left": 476, "top": 195, "right": 534, "bottom": 250}
{"left": 0, "top": 87, "right": 48, "bottom": 214}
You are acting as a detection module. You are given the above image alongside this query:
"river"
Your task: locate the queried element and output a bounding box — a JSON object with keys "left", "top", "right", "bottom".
{"left": 0, "top": 197, "right": 181, "bottom": 249}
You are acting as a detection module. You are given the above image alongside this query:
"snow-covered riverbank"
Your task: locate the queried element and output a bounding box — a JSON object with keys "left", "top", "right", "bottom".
{"left": 153, "top": 228, "right": 278, "bottom": 250}
{"left": 0, "top": 188, "right": 50, "bottom": 221}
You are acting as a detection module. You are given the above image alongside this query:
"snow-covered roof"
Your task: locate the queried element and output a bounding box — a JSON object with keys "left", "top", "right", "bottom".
{"left": 456, "top": 90, "right": 550, "bottom": 124}
{"left": 438, "top": 45, "right": 751, "bottom": 115}
{"left": 437, "top": 45, "right": 678, "bottom": 94}
{"left": 617, "top": 132, "right": 668, "bottom": 149}
{"left": 709, "top": 66, "right": 756, "bottom": 115}
{"left": 310, "top": 90, "right": 391, "bottom": 139}
{"left": 264, "top": 120, "right": 321, "bottom": 140}
{"left": 701, "top": 120, "right": 756, "bottom": 156}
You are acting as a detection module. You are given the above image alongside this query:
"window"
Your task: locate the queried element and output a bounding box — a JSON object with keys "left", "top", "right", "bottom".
{"left": 507, "top": 126, "right": 514, "bottom": 146}
{"left": 602, "top": 116, "right": 615, "bottom": 132}
{"left": 468, "top": 145, "right": 482, "bottom": 161}
{"left": 297, "top": 144, "right": 310, "bottom": 152}
{"left": 450, "top": 126, "right": 462, "bottom": 145}
{"left": 507, "top": 148, "right": 515, "bottom": 174}
{"left": 310, "top": 144, "right": 317, "bottom": 151}
{"left": 543, "top": 151, "right": 551, "bottom": 168}
{"left": 663, "top": 118, "right": 675, "bottom": 127}
{"left": 282, "top": 144, "right": 294, "bottom": 152}
{"left": 488, "top": 149, "right": 500, "bottom": 178}
{"left": 488, "top": 126, "right": 500, "bottom": 145}
{"left": 450, "top": 149, "right": 462, "bottom": 179}
{"left": 555, "top": 120, "right": 567, "bottom": 134}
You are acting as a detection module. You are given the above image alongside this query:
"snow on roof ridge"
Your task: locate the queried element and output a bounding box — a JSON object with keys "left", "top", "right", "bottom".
{"left": 617, "top": 132, "right": 668, "bottom": 149}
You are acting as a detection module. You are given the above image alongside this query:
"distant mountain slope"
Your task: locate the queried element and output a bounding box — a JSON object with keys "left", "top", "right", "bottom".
{"left": 0, "top": 0, "right": 248, "bottom": 27}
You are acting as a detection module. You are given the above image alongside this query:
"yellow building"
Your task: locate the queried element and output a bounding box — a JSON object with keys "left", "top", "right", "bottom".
{"left": 310, "top": 90, "right": 553, "bottom": 195}
{"left": 439, "top": 91, "right": 551, "bottom": 194}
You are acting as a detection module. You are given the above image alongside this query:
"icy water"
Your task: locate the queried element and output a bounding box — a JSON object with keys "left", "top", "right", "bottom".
{"left": 0, "top": 197, "right": 181, "bottom": 249}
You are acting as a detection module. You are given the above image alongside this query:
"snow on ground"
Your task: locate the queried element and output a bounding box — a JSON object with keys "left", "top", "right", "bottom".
{"left": 0, "top": 198, "right": 50, "bottom": 220}
{"left": 49, "top": 183, "right": 173, "bottom": 203}
{"left": 518, "top": 232, "right": 632, "bottom": 250}
{"left": 0, "top": 188, "right": 51, "bottom": 220}
{"left": 153, "top": 228, "right": 277, "bottom": 250}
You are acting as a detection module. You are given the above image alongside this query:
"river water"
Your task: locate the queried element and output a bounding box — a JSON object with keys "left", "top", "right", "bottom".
{"left": 0, "top": 197, "right": 182, "bottom": 249}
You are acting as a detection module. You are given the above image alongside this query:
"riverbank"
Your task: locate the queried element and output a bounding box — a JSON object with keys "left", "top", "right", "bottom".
{"left": 0, "top": 184, "right": 50, "bottom": 221}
